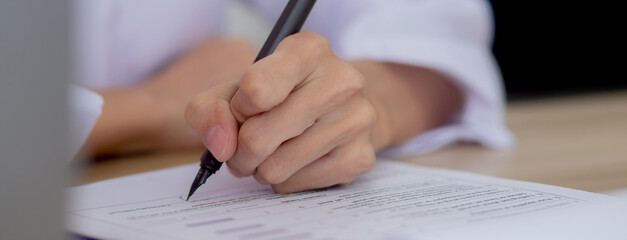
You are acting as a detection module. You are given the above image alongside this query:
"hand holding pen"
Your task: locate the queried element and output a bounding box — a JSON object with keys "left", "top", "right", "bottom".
{"left": 185, "top": 0, "right": 377, "bottom": 197}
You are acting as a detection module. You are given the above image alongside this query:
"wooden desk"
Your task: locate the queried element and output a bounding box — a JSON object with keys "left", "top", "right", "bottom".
{"left": 73, "top": 91, "right": 627, "bottom": 193}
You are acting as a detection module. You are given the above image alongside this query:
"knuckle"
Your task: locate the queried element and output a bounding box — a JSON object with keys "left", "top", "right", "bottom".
{"left": 238, "top": 122, "right": 273, "bottom": 158}
{"left": 226, "top": 161, "right": 251, "bottom": 177}
{"left": 303, "top": 32, "right": 331, "bottom": 50}
{"left": 325, "top": 64, "right": 365, "bottom": 106}
{"left": 239, "top": 70, "right": 274, "bottom": 112}
{"left": 256, "top": 161, "right": 287, "bottom": 185}
{"left": 359, "top": 150, "right": 377, "bottom": 173}
{"left": 334, "top": 158, "right": 361, "bottom": 185}
{"left": 283, "top": 32, "right": 332, "bottom": 60}
{"left": 339, "top": 148, "right": 375, "bottom": 179}
{"left": 345, "top": 67, "right": 366, "bottom": 91}
{"left": 346, "top": 101, "right": 377, "bottom": 134}
{"left": 330, "top": 64, "right": 365, "bottom": 100}
{"left": 359, "top": 101, "right": 377, "bottom": 127}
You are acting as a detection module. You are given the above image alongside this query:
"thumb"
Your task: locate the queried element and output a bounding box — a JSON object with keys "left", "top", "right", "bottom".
{"left": 185, "top": 76, "right": 240, "bottom": 162}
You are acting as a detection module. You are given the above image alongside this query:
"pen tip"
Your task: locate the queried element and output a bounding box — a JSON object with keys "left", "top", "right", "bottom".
{"left": 186, "top": 184, "right": 199, "bottom": 201}
{"left": 186, "top": 168, "right": 211, "bottom": 201}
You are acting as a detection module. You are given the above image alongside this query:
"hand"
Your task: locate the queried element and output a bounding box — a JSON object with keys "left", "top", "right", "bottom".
{"left": 185, "top": 32, "right": 377, "bottom": 193}
{"left": 87, "top": 37, "right": 256, "bottom": 155}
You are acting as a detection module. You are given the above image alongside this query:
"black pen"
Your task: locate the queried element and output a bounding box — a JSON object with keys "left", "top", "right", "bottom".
{"left": 186, "top": 0, "right": 317, "bottom": 201}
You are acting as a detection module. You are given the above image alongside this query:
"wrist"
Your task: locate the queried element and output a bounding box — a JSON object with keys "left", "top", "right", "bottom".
{"left": 138, "top": 84, "right": 170, "bottom": 123}
{"left": 88, "top": 86, "right": 164, "bottom": 155}
{"left": 351, "top": 60, "right": 463, "bottom": 152}
{"left": 135, "top": 82, "right": 183, "bottom": 147}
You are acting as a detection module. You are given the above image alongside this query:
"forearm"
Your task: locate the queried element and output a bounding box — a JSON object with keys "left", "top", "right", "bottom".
{"left": 83, "top": 37, "right": 257, "bottom": 157}
{"left": 86, "top": 87, "right": 163, "bottom": 155}
{"left": 351, "top": 60, "right": 463, "bottom": 151}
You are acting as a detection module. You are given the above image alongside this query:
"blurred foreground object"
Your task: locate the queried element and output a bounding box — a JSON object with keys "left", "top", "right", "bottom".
{"left": 0, "top": 0, "right": 68, "bottom": 239}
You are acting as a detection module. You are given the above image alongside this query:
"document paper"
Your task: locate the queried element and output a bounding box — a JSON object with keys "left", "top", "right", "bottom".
{"left": 67, "top": 160, "right": 627, "bottom": 240}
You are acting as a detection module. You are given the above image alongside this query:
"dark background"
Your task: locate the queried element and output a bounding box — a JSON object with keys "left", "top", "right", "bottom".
{"left": 489, "top": 1, "right": 625, "bottom": 101}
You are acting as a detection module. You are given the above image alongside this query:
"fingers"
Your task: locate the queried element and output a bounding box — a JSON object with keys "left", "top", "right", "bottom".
{"left": 250, "top": 96, "right": 376, "bottom": 185}
{"left": 185, "top": 32, "right": 377, "bottom": 193}
{"left": 270, "top": 134, "right": 376, "bottom": 193}
{"left": 184, "top": 75, "right": 241, "bottom": 161}
{"left": 226, "top": 60, "right": 368, "bottom": 177}
{"left": 230, "top": 32, "right": 333, "bottom": 123}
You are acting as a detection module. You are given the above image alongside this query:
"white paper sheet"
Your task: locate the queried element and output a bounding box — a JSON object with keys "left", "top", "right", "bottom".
{"left": 66, "top": 160, "right": 627, "bottom": 240}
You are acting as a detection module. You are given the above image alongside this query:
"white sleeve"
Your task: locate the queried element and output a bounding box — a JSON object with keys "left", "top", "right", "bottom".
{"left": 341, "top": 0, "right": 515, "bottom": 156}
{"left": 345, "top": 0, "right": 516, "bottom": 156}
{"left": 68, "top": 85, "right": 103, "bottom": 159}
{"left": 251, "top": 0, "right": 515, "bottom": 156}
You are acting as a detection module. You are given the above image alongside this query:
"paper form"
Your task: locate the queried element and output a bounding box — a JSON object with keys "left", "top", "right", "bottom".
{"left": 66, "top": 160, "right": 627, "bottom": 240}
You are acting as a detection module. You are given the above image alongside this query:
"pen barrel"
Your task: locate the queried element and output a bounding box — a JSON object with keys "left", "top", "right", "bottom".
{"left": 254, "top": 0, "right": 316, "bottom": 62}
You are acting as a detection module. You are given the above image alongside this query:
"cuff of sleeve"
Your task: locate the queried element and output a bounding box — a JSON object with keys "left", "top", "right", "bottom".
{"left": 68, "top": 85, "right": 103, "bottom": 159}
{"left": 341, "top": 36, "right": 515, "bottom": 157}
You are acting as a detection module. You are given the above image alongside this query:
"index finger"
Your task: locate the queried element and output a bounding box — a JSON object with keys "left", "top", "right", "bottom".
{"left": 230, "top": 31, "right": 333, "bottom": 123}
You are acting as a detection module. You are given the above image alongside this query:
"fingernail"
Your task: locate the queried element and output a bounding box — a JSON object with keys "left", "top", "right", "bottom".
{"left": 205, "top": 126, "right": 227, "bottom": 161}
